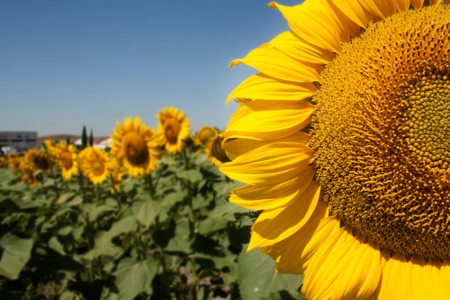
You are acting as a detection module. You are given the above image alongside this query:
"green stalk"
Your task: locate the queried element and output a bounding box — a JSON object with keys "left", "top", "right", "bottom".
{"left": 190, "top": 256, "right": 198, "bottom": 300}
{"left": 147, "top": 174, "right": 155, "bottom": 195}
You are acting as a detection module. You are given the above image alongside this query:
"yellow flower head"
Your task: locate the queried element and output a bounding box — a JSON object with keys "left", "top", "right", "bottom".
{"left": 19, "top": 160, "right": 37, "bottom": 187}
{"left": 56, "top": 142, "right": 79, "bottom": 180}
{"left": 221, "top": 1, "right": 450, "bottom": 299}
{"left": 108, "top": 158, "right": 125, "bottom": 194}
{"left": 7, "top": 153, "right": 20, "bottom": 170}
{"left": 110, "top": 117, "right": 161, "bottom": 177}
{"left": 44, "top": 140, "right": 58, "bottom": 157}
{"left": 0, "top": 157, "right": 5, "bottom": 168}
{"left": 156, "top": 107, "right": 191, "bottom": 153}
{"left": 25, "top": 149, "right": 52, "bottom": 173}
{"left": 195, "top": 126, "right": 218, "bottom": 146}
{"left": 205, "top": 134, "right": 230, "bottom": 166}
{"left": 79, "top": 147, "right": 110, "bottom": 185}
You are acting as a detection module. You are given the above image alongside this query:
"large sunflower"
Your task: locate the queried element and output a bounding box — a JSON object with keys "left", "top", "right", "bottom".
{"left": 79, "top": 147, "right": 110, "bottom": 185}
{"left": 220, "top": 1, "right": 450, "bottom": 299}
{"left": 56, "top": 142, "right": 79, "bottom": 180}
{"left": 110, "top": 117, "right": 161, "bottom": 177}
{"left": 156, "top": 107, "right": 191, "bottom": 153}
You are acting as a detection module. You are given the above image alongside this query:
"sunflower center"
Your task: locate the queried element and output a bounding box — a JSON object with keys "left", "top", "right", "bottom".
{"left": 310, "top": 5, "right": 450, "bottom": 260}
{"left": 60, "top": 153, "right": 73, "bottom": 170}
{"left": 164, "top": 119, "right": 180, "bottom": 144}
{"left": 122, "top": 132, "right": 149, "bottom": 166}
{"left": 33, "top": 154, "right": 51, "bottom": 171}
{"left": 92, "top": 160, "right": 104, "bottom": 176}
{"left": 403, "top": 74, "right": 450, "bottom": 170}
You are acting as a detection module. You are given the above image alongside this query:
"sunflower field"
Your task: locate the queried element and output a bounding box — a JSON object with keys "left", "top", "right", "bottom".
{"left": 0, "top": 107, "right": 304, "bottom": 300}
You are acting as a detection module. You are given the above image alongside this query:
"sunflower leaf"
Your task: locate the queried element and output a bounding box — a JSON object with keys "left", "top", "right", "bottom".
{"left": 237, "top": 247, "right": 303, "bottom": 300}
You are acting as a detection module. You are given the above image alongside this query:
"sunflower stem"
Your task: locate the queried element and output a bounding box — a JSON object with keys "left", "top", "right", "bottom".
{"left": 147, "top": 174, "right": 155, "bottom": 195}
{"left": 190, "top": 256, "right": 198, "bottom": 300}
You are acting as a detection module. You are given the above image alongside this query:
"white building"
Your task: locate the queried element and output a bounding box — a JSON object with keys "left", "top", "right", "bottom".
{"left": 0, "top": 131, "right": 37, "bottom": 152}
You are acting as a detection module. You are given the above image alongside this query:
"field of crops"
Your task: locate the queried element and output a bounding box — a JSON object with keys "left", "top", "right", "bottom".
{"left": 0, "top": 110, "right": 304, "bottom": 300}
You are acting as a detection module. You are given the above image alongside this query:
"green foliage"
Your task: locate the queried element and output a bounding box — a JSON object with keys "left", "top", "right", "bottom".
{"left": 0, "top": 147, "right": 304, "bottom": 299}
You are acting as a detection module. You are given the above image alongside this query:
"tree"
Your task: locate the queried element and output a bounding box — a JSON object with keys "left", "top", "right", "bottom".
{"left": 81, "top": 125, "right": 87, "bottom": 149}
{"left": 89, "top": 129, "right": 94, "bottom": 147}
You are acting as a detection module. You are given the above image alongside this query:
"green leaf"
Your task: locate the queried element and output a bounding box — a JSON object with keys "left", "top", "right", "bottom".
{"left": 0, "top": 233, "right": 33, "bottom": 280}
{"left": 114, "top": 257, "right": 158, "bottom": 300}
{"left": 56, "top": 192, "right": 76, "bottom": 204}
{"left": 132, "top": 197, "right": 161, "bottom": 228}
{"left": 238, "top": 247, "right": 303, "bottom": 300}
{"left": 0, "top": 170, "right": 13, "bottom": 183}
{"left": 86, "top": 213, "right": 137, "bottom": 259}
{"left": 178, "top": 168, "right": 202, "bottom": 184}
{"left": 197, "top": 216, "right": 229, "bottom": 235}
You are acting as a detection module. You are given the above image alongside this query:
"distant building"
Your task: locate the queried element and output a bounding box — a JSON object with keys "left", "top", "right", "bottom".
{"left": 37, "top": 134, "right": 81, "bottom": 146}
{"left": 0, "top": 131, "right": 37, "bottom": 152}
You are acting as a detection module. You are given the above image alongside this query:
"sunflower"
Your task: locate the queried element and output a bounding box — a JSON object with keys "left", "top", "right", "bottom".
{"left": 108, "top": 158, "right": 125, "bottom": 194}
{"left": 19, "top": 160, "right": 37, "bottom": 187}
{"left": 55, "top": 142, "right": 79, "bottom": 180}
{"left": 7, "top": 153, "right": 20, "bottom": 170}
{"left": 25, "top": 149, "right": 52, "bottom": 173}
{"left": 195, "top": 126, "right": 218, "bottom": 146}
{"left": 79, "top": 147, "right": 110, "bottom": 185}
{"left": 220, "top": 1, "right": 450, "bottom": 299}
{"left": 205, "top": 134, "right": 230, "bottom": 166}
{"left": 0, "top": 157, "right": 5, "bottom": 168}
{"left": 110, "top": 117, "right": 161, "bottom": 177}
{"left": 44, "top": 140, "right": 58, "bottom": 157}
{"left": 156, "top": 107, "right": 191, "bottom": 153}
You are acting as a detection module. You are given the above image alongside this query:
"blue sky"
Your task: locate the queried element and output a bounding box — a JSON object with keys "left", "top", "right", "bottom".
{"left": 0, "top": 0, "right": 303, "bottom": 137}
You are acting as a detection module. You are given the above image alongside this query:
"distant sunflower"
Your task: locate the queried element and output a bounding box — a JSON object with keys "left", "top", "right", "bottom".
{"left": 56, "top": 142, "right": 79, "bottom": 180}
{"left": 108, "top": 158, "right": 125, "bottom": 194}
{"left": 80, "top": 147, "right": 110, "bottom": 185}
{"left": 221, "top": 1, "right": 450, "bottom": 299}
{"left": 25, "top": 149, "right": 52, "bottom": 173}
{"left": 156, "top": 107, "right": 191, "bottom": 153}
{"left": 110, "top": 117, "right": 161, "bottom": 177}
{"left": 19, "top": 161, "right": 37, "bottom": 187}
{"left": 44, "top": 140, "right": 58, "bottom": 157}
{"left": 195, "top": 126, "right": 217, "bottom": 146}
{"left": 0, "top": 157, "right": 5, "bottom": 168}
{"left": 205, "top": 134, "right": 230, "bottom": 166}
{"left": 7, "top": 153, "right": 20, "bottom": 170}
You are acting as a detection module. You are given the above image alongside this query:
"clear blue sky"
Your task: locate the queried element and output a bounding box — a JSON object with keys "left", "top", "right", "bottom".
{"left": 0, "top": 0, "right": 302, "bottom": 137}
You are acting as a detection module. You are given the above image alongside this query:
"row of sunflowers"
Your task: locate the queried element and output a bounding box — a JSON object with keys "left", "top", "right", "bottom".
{"left": 2, "top": 107, "right": 229, "bottom": 189}
{"left": 0, "top": 106, "right": 303, "bottom": 299}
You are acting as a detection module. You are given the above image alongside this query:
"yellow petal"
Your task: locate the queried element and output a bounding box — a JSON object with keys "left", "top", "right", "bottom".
{"left": 332, "top": 0, "right": 374, "bottom": 28}
{"left": 248, "top": 182, "right": 321, "bottom": 249}
{"left": 226, "top": 73, "right": 316, "bottom": 105}
{"left": 376, "top": 254, "right": 450, "bottom": 300}
{"left": 269, "top": 0, "right": 357, "bottom": 52}
{"left": 263, "top": 211, "right": 337, "bottom": 274}
{"left": 395, "top": 0, "right": 411, "bottom": 11}
{"left": 358, "top": 0, "right": 398, "bottom": 19}
{"left": 230, "top": 45, "right": 320, "bottom": 83}
{"left": 224, "top": 100, "right": 314, "bottom": 141}
{"left": 302, "top": 228, "right": 382, "bottom": 300}
{"left": 224, "top": 131, "right": 311, "bottom": 160}
{"left": 220, "top": 135, "right": 314, "bottom": 185}
{"left": 268, "top": 31, "right": 334, "bottom": 64}
{"left": 410, "top": 0, "right": 424, "bottom": 8}
{"left": 229, "top": 166, "right": 315, "bottom": 210}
